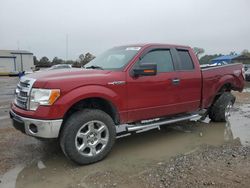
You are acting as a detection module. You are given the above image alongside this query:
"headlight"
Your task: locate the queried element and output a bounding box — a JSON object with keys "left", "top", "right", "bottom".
{"left": 30, "top": 88, "right": 60, "bottom": 111}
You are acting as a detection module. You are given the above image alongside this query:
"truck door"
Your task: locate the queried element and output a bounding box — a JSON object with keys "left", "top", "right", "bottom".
{"left": 171, "top": 48, "right": 202, "bottom": 112}
{"left": 126, "top": 48, "right": 182, "bottom": 122}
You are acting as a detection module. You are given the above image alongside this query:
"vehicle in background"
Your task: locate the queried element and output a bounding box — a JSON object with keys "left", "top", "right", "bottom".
{"left": 210, "top": 60, "right": 228, "bottom": 66}
{"left": 10, "top": 43, "right": 245, "bottom": 165}
{"left": 245, "top": 69, "right": 250, "bottom": 81}
{"left": 34, "top": 64, "right": 73, "bottom": 73}
{"left": 47, "top": 64, "right": 72, "bottom": 70}
{"left": 243, "top": 64, "right": 250, "bottom": 71}
{"left": 200, "top": 60, "right": 228, "bottom": 69}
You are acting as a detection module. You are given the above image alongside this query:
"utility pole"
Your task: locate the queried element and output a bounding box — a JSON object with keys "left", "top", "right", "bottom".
{"left": 66, "top": 34, "right": 68, "bottom": 61}
{"left": 17, "top": 40, "right": 20, "bottom": 50}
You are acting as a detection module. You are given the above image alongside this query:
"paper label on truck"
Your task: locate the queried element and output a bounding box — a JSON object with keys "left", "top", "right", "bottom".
{"left": 126, "top": 47, "right": 141, "bottom": 51}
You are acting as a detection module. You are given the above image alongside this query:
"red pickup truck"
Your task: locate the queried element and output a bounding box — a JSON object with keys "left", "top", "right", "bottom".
{"left": 10, "top": 43, "right": 244, "bottom": 164}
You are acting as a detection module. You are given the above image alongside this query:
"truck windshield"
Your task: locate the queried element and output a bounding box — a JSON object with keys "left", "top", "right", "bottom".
{"left": 85, "top": 46, "right": 141, "bottom": 70}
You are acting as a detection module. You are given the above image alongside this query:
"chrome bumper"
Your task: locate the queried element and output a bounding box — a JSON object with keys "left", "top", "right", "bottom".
{"left": 10, "top": 110, "right": 63, "bottom": 138}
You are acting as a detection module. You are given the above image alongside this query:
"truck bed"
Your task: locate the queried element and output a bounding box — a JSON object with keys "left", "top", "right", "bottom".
{"left": 201, "top": 63, "right": 244, "bottom": 109}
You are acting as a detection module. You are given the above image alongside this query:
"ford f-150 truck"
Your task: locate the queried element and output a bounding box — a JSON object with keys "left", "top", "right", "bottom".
{"left": 10, "top": 43, "right": 245, "bottom": 164}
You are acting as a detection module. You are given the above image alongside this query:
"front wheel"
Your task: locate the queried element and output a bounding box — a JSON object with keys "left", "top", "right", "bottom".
{"left": 209, "top": 92, "right": 235, "bottom": 122}
{"left": 60, "top": 109, "right": 116, "bottom": 165}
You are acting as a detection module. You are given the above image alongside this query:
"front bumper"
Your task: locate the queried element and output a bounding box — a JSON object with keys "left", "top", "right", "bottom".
{"left": 9, "top": 110, "right": 63, "bottom": 138}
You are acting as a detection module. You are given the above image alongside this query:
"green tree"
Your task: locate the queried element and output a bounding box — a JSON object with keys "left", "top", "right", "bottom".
{"left": 241, "top": 49, "right": 250, "bottom": 57}
{"left": 33, "top": 56, "right": 39, "bottom": 66}
{"left": 79, "top": 52, "right": 95, "bottom": 67}
{"left": 39, "top": 56, "right": 51, "bottom": 67}
{"left": 240, "top": 49, "right": 250, "bottom": 64}
{"left": 229, "top": 51, "right": 237, "bottom": 55}
{"left": 52, "top": 57, "right": 64, "bottom": 65}
{"left": 79, "top": 54, "right": 85, "bottom": 63}
{"left": 193, "top": 47, "right": 205, "bottom": 59}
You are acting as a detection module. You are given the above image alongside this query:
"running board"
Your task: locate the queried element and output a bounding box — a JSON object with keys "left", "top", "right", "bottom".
{"left": 126, "top": 114, "right": 200, "bottom": 132}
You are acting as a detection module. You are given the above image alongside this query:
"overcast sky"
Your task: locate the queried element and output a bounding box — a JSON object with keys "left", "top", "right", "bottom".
{"left": 0, "top": 0, "right": 249, "bottom": 60}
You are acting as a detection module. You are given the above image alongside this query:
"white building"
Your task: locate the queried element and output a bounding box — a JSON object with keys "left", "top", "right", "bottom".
{"left": 0, "top": 50, "right": 34, "bottom": 73}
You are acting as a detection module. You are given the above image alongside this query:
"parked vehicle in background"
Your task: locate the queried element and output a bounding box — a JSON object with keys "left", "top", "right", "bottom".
{"left": 10, "top": 43, "right": 245, "bottom": 165}
{"left": 243, "top": 64, "right": 250, "bottom": 71}
{"left": 47, "top": 64, "right": 72, "bottom": 70}
{"left": 210, "top": 60, "right": 228, "bottom": 66}
{"left": 200, "top": 60, "right": 228, "bottom": 69}
{"left": 245, "top": 69, "right": 250, "bottom": 81}
{"left": 34, "top": 64, "right": 73, "bottom": 73}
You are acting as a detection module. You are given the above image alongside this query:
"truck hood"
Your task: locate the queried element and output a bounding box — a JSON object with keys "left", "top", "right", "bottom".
{"left": 27, "top": 68, "right": 111, "bottom": 80}
{"left": 26, "top": 68, "right": 114, "bottom": 89}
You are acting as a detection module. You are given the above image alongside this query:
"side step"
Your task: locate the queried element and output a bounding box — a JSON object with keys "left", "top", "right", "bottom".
{"left": 126, "top": 114, "right": 200, "bottom": 132}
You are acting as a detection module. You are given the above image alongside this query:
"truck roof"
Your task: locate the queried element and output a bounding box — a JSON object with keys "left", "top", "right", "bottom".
{"left": 118, "top": 43, "right": 190, "bottom": 49}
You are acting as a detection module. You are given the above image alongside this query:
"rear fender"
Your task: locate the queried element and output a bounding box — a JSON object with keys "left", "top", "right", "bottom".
{"left": 205, "top": 75, "right": 236, "bottom": 109}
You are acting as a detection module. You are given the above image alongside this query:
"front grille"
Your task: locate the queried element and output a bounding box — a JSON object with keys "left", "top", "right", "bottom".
{"left": 20, "top": 90, "right": 28, "bottom": 97}
{"left": 19, "top": 81, "right": 30, "bottom": 88}
{"left": 14, "top": 77, "right": 36, "bottom": 110}
{"left": 15, "top": 83, "right": 29, "bottom": 109}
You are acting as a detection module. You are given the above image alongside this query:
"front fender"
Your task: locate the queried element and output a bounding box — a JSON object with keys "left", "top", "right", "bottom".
{"left": 54, "top": 85, "right": 123, "bottom": 118}
{"left": 11, "top": 85, "right": 125, "bottom": 120}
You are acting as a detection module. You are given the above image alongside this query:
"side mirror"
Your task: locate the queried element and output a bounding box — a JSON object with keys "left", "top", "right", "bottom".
{"left": 133, "top": 63, "right": 157, "bottom": 77}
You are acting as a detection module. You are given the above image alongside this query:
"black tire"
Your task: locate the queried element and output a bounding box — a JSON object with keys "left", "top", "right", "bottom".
{"left": 209, "top": 92, "right": 235, "bottom": 122}
{"left": 60, "top": 109, "right": 116, "bottom": 165}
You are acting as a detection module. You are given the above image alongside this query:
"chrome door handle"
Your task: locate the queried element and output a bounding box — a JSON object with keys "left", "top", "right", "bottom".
{"left": 171, "top": 78, "right": 180, "bottom": 85}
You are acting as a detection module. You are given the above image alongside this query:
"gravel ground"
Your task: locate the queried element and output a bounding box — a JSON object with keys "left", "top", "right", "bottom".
{"left": 74, "top": 141, "right": 250, "bottom": 188}
{"left": 139, "top": 141, "right": 250, "bottom": 188}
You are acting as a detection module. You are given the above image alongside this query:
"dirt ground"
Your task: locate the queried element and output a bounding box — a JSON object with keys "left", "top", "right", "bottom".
{"left": 0, "top": 77, "right": 250, "bottom": 188}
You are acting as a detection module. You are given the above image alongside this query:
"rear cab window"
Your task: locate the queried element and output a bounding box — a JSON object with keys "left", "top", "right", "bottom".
{"left": 176, "top": 49, "right": 194, "bottom": 71}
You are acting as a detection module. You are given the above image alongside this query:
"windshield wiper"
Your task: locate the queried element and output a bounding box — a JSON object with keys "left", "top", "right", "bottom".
{"left": 85, "top": 65, "right": 104, "bottom": 70}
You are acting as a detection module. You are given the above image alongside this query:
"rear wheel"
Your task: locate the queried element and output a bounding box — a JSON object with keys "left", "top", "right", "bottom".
{"left": 60, "top": 109, "right": 116, "bottom": 165}
{"left": 209, "top": 92, "right": 235, "bottom": 122}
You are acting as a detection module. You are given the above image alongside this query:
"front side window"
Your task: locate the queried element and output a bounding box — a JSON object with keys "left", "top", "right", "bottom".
{"left": 85, "top": 47, "right": 141, "bottom": 70}
{"left": 139, "top": 50, "right": 174, "bottom": 72}
{"left": 176, "top": 50, "right": 194, "bottom": 70}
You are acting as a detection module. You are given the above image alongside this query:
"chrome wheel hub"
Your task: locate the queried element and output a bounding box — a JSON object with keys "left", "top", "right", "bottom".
{"left": 75, "top": 120, "right": 109, "bottom": 157}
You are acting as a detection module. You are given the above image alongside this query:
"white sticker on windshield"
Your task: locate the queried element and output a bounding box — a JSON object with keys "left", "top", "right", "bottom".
{"left": 126, "top": 47, "right": 141, "bottom": 51}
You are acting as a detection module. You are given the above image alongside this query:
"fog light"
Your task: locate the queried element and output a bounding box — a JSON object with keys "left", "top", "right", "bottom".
{"left": 29, "top": 124, "right": 38, "bottom": 134}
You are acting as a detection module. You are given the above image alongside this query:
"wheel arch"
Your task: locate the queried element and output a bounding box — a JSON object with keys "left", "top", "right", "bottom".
{"left": 57, "top": 85, "right": 122, "bottom": 137}
{"left": 62, "top": 96, "right": 120, "bottom": 124}
{"left": 210, "top": 82, "right": 234, "bottom": 109}
{"left": 59, "top": 96, "right": 120, "bottom": 138}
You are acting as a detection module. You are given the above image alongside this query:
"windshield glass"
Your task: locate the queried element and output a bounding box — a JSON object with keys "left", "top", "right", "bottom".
{"left": 85, "top": 46, "right": 141, "bottom": 70}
